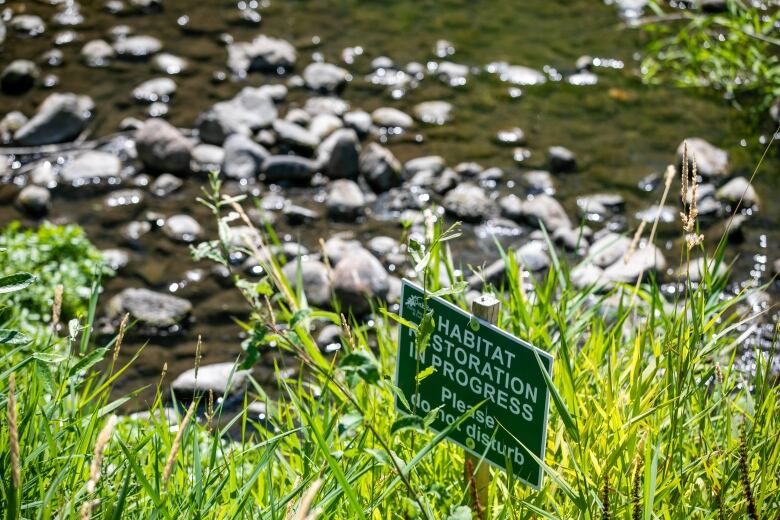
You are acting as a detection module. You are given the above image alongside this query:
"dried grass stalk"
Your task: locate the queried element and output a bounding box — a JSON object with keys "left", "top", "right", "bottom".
{"left": 162, "top": 400, "right": 196, "bottom": 488}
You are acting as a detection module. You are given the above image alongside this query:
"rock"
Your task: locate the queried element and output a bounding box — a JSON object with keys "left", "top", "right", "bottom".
{"left": 190, "top": 144, "right": 225, "bottom": 174}
{"left": 283, "top": 204, "right": 319, "bottom": 225}
{"left": 553, "top": 227, "right": 588, "bottom": 251}
{"left": 603, "top": 243, "right": 667, "bottom": 283}
{"left": 588, "top": 232, "right": 632, "bottom": 267}
{"left": 196, "top": 87, "right": 277, "bottom": 144}
{"left": 523, "top": 170, "right": 555, "bottom": 195}
{"left": 109, "top": 288, "right": 192, "bottom": 327}
{"left": 41, "top": 49, "right": 64, "bottom": 67}
{"left": 548, "top": 146, "right": 577, "bottom": 173}
{"left": 257, "top": 84, "right": 288, "bottom": 102}
{"left": 317, "top": 324, "right": 342, "bottom": 352}
{"left": 716, "top": 177, "right": 759, "bottom": 206}
{"left": 495, "top": 127, "right": 525, "bottom": 146}
{"left": 15, "top": 185, "right": 51, "bottom": 217}
{"left": 487, "top": 62, "right": 546, "bottom": 85}
{"left": 516, "top": 241, "right": 550, "bottom": 272}
{"left": 27, "top": 160, "right": 56, "bottom": 187}
{"left": 303, "top": 62, "right": 349, "bottom": 93}
{"left": 317, "top": 128, "right": 360, "bottom": 179}
{"left": 571, "top": 262, "right": 604, "bottom": 289}
{"left": 332, "top": 248, "right": 389, "bottom": 314}
{"left": 14, "top": 93, "right": 94, "bottom": 145}
{"left": 520, "top": 195, "right": 572, "bottom": 232}
{"left": 499, "top": 194, "right": 523, "bottom": 221}
{"left": 81, "top": 39, "right": 115, "bottom": 67}
{"left": 121, "top": 220, "right": 152, "bottom": 241}
{"left": 129, "top": 0, "right": 163, "bottom": 13}
{"left": 261, "top": 155, "right": 318, "bottom": 183}
{"left": 323, "top": 235, "right": 362, "bottom": 265}
{"left": 227, "top": 35, "right": 296, "bottom": 76}
{"left": 304, "top": 97, "right": 350, "bottom": 117}
{"left": 479, "top": 167, "right": 503, "bottom": 183}
{"left": 404, "top": 155, "right": 445, "bottom": 177}
{"left": 675, "top": 257, "right": 727, "bottom": 282}
{"left": 163, "top": 214, "right": 202, "bottom": 242}
{"left": 221, "top": 134, "right": 269, "bottom": 179}
{"left": 1, "top": 60, "right": 39, "bottom": 94}
{"left": 172, "top": 362, "right": 250, "bottom": 397}
{"left": 435, "top": 61, "right": 469, "bottom": 86}
{"left": 153, "top": 53, "right": 188, "bottom": 75}
{"left": 150, "top": 173, "right": 183, "bottom": 196}
{"left": 455, "top": 162, "right": 483, "bottom": 177}
{"left": 343, "top": 110, "right": 372, "bottom": 136}
{"left": 272, "top": 119, "right": 319, "bottom": 153}
{"left": 327, "top": 179, "right": 366, "bottom": 220}
{"left": 103, "top": 189, "right": 145, "bottom": 221}
{"left": 635, "top": 205, "right": 676, "bottom": 225}
{"left": 0, "top": 111, "right": 28, "bottom": 143}
{"left": 132, "top": 77, "right": 176, "bottom": 104}
{"left": 367, "top": 236, "right": 399, "bottom": 258}
{"left": 576, "top": 193, "right": 624, "bottom": 219}
{"left": 281, "top": 260, "right": 332, "bottom": 307}
{"left": 677, "top": 138, "right": 729, "bottom": 178}
{"left": 113, "top": 35, "right": 162, "bottom": 59}
{"left": 9, "top": 15, "right": 46, "bottom": 38}
{"left": 136, "top": 119, "right": 192, "bottom": 174}
{"left": 101, "top": 248, "right": 130, "bottom": 271}
{"left": 285, "top": 108, "right": 311, "bottom": 126}
{"left": 372, "top": 107, "right": 414, "bottom": 129}
{"left": 442, "top": 183, "right": 492, "bottom": 222}
{"left": 60, "top": 151, "right": 122, "bottom": 184}
{"left": 359, "top": 143, "right": 402, "bottom": 192}
{"left": 308, "top": 113, "right": 342, "bottom": 141}
{"left": 413, "top": 101, "right": 452, "bottom": 125}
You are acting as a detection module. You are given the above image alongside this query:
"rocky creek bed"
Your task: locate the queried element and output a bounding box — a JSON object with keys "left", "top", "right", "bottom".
{"left": 1, "top": 0, "right": 779, "bottom": 407}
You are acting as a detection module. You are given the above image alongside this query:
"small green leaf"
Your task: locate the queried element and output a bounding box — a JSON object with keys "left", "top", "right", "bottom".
{"left": 415, "top": 309, "right": 435, "bottom": 355}
{"left": 0, "top": 272, "right": 36, "bottom": 294}
{"left": 0, "top": 329, "right": 31, "bottom": 345}
{"left": 380, "top": 308, "right": 418, "bottom": 330}
{"left": 338, "top": 350, "right": 380, "bottom": 384}
{"left": 416, "top": 365, "right": 436, "bottom": 383}
{"left": 289, "top": 308, "right": 312, "bottom": 329}
{"left": 390, "top": 415, "right": 426, "bottom": 435}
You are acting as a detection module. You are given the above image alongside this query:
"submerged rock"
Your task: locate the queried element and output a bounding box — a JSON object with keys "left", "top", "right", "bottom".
{"left": 60, "top": 151, "right": 122, "bottom": 184}
{"left": 1, "top": 60, "right": 39, "bottom": 94}
{"left": 109, "top": 288, "right": 192, "bottom": 327}
{"left": 81, "top": 39, "right": 115, "bottom": 67}
{"left": 9, "top": 15, "right": 46, "bottom": 38}
{"left": 114, "top": 35, "right": 162, "bottom": 59}
{"left": 413, "top": 101, "right": 453, "bottom": 125}
{"left": 163, "top": 214, "right": 202, "bottom": 242}
{"left": 16, "top": 185, "right": 51, "bottom": 217}
{"left": 14, "top": 92, "right": 94, "bottom": 145}
{"left": 332, "top": 248, "right": 389, "bottom": 314}
{"left": 132, "top": 77, "right": 176, "bottom": 104}
{"left": 227, "top": 34, "right": 297, "bottom": 76}
{"left": 136, "top": 118, "right": 192, "bottom": 174}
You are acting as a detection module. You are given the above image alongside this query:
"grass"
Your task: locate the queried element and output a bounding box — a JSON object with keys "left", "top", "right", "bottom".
{"left": 1, "top": 167, "right": 779, "bottom": 518}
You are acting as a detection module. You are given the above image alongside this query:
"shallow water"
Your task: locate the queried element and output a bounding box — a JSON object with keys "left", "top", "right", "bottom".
{"left": 1, "top": 0, "right": 778, "bottom": 403}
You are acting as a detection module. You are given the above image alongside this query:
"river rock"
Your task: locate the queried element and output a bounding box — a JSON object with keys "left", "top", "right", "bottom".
{"left": 323, "top": 235, "right": 362, "bottom": 265}
{"left": 317, "top": 128, "right": 360, "bottom": 179}
{"left": 273, "top": 119, "right": 319, "bottom": 153}
{"left": 109, "top": 288, "right": 192, "bottom": 327}
{"left": 522, "top": 170, "right": 555, "bottom": 195}
{"left": 359, "top": 143, "right": 402, "bottom": 192}
{"left": 603, "top": 243, "right": 667, "bottom": 283}
{"left": 132, "top": 77, "right": 176, "bottom": 104}
{"left": 285, "top": 108, "right": 311, "bottom": 126}
{"left": 103, "top": 189, "right": 145, "bottom": 221}
{"left": 588, "top": 232, "right": 632, "bottom": 267}
{"left": 716, "top": 177, "right": 759, "bottom": 206}
{"left": 9, "top": 15, "right": 46, "bottom": 38}
{"left": 372, "top": 107, "right": 414, "bottom": 129}
{"left": 499, "top": 194, "right": 523, "bottom": 221}
{"left": 553, "top": 227, "right": 588, "bottom": 251}
{"left": 16, "top": 185, "right": 51, "bottom": 217}
{"left": 443, "top": 183, "right": 492, "bottom": 222}
{"left": 281, "top": 260, "right": 332, "bottom": 307}
{"left": 332, "top": 248, "right": 389, "bottom": 314}
{"left": 1, "top": 60, "right": 39, "bottom": 94}
{"left": 435, "top": 61, "right": 469, "bottom": 86}
{"left": 114, "top": 35, "right": 162, "bottom": 59}
{"left": 404, "top": 155, "right": 445, "bottom": 177}
{"left": 675, "top": 256, "right": 728, "bottom": 283}
{"left": 367, "top": 236, "right": 400, "bottom": 258}
{"left": 487, "top": 62, "right": 546, "bottom": 85}
{"left": 190, "top": 143, "right": 225, "bottom": 174}
{"left": 576, "top": 193, "right": 624, "bottom": 219}
{"left": 327, "top": 179, "right": 366, "bottom": 220}
{"left": 227, "top": 34, "right": 297, "bottom": 76}
{"left": 309, "top": 113, "right": 342, "bottom": 141}
{"left": 413, "top": 101, "right": 453, "bottom": 125}
{"left": 317, "top": 324, "right": 342, "bottom": 352}
{"left": 0, "top": 111, "right": 27, "bottom": 143}
{"left": 136, "top": 118, "right": 192, "bottom": 174}
{"left": 304, "top": 96, "right": 350, "bottom": 117}
{"left": 14, "top": 92, "right": 94, "bottom": 145}
{"left": 221, "top": 133, "right": 269, "bottom": 179}
{"left": 101, "top": 248, "right": 130, "bottom": 271}
{"left": 343, "top": 110, "right": 372, "bottom": 136}
{"left": 153, "top": 53, "right": 188, "bottom": 75}
{"left": 197, "top": 87, "right": 277, "bottom": 144}
{"left": 571, "top": 262, "right": 605, "bottom": 289}
{"left": 81, "top": 39, "right": 115, "bottom": 67}
{"left": 516, "top": 241, "right": 550, "bottom": 272}
{"left": 495, "top": 127, "right": 525, "bottom": 146}
{"left": 283, "top": 204, "right": 319, "bottom": 225}
{"left": 303, "top": 62, "right": 349, "bottom": 93}
{"left": 677, "top": 138, "right": 729, "bottom": 178}
{"left": 172, "top": 362, "right": 250, "bottom": 397}
{"left": 548, "top": 146, "right": 577, "bottom": 173}
{"left": 261, "top": 155, "right": 318, "bottom": 183}
{"left": 60, "top": 151, "right": 122, "bottom": 184}
{"left": 150, "top": 173, "right": 183, "bottom": 197}
{"left": 635, "top": 204, "right": 676, "bottom": 225}
{"left": 163, "top": 214, "right": 202, "bottom": 242}
{"left": 520, "top": 194, "right": 571, "bottom": 232}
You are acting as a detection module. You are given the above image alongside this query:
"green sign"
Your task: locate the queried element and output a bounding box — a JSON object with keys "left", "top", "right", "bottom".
{"left": 395, "top": 280, "right": 553, "bottom": 489}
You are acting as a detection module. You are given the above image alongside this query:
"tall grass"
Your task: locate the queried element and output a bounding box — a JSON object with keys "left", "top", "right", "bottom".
{"left": 1, "top": 172, "right": 778, "bottom": 518}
